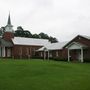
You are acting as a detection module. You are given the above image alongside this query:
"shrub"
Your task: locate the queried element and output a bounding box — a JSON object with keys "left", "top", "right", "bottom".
{"left": 53, "top": 57, "right": 68, "bottom": 62}
{"left": 84, "top": 59, "right": 90, "bottom": 62}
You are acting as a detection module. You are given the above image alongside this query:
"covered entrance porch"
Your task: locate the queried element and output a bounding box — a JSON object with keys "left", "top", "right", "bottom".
{"left": 0, "top": 46, "right": 12, "bottom": 58}
{"left": 0, "top": 39, "right": 13, "bottom": 58}
{"left": 67, "top": 42, "right": 87, "bottom": 62}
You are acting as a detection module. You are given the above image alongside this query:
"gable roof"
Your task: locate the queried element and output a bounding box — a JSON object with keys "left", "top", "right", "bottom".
{"left": 12, "top": 37, "right": 50, "bottom": 46}
{"left": 66, "top": 42, "right": 87, "bottom": 49}
{"left": 80, "top": 35, "right": 90, "bottom": 40}
{"left": 37, "top": 42, "right": 68, "bottom": 51}
{"left": 64, "top": 35, "right": 90, "bottom": 48}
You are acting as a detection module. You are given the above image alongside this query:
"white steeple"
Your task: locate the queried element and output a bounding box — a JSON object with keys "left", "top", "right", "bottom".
{"left": 5, "top": 13, "right": 14, "bottom": 33}
{"left": 7, "top": 13, "right": 12, "bottom": 25}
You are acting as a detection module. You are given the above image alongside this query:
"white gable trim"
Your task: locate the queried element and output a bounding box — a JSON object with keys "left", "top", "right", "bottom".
{"left": 66, "top": 42, "right": 87, "bottom": 50}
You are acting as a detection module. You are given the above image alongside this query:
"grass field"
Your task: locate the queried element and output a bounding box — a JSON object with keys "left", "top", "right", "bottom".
{"left": 0, "top": 59, "right": 90, "bottom": 90}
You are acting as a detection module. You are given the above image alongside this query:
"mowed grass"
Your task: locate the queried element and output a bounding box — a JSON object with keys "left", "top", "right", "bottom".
{"left": 0, "top": 59, "right": 90, "bottom": 90}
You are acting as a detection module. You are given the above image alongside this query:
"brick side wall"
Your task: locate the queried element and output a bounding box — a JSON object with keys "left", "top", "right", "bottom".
{"left": 84, "top": 48, "right": 90, "bottom": 59}
{"left": 64, "top": 35, "right": 90, "bottom": 48}
{"left": 74, "top": 36, "right": 90, "bottom": 47}
{"left": 37, "top": 49, "right": 68, "bottom": 60}
{"left": 12, "top": 45, "right": 42, "bottom": 59}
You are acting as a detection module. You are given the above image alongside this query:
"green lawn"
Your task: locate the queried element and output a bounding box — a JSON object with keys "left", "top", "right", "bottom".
{"left": 0, "top": 59, "right": 90, "bottom": 90}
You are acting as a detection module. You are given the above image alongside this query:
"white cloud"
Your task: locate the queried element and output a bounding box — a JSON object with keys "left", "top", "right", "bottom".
{"left": 0, "top": 0, "right": 90, "bottom": 41}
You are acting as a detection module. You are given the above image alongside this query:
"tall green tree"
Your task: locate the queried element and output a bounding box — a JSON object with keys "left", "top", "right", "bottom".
{"left": 24, "top": 30, "right": 32, "bottom": 38}
{"left": 32, "top": 34, "right": 40, "bottom": 38}
{"left": 0, "top": 27, "right": 5, "bottom": 36}
{"left": 49, "top": 36, "right": 58, "bottom": 43}
{"left": 14, "top": 26, "right": 24, "bottom": 37}
{"left": 17, "top": 26, "right": 24, "bottom": 31}
{"left": 39, "top": 32, "right": 49, "bottom": 39}
{"left": 14, "top": 26, "right": 58, "bottom": 43}
{"left": 15, "top": 26, "right": 32, "bottom": 38}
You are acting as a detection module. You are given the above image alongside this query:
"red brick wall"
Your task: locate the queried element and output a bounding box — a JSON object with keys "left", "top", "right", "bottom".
{"left": 12, "top": 45, "right": 42, "bottom": 59}
{"left": 64, "top": 35, "right": 90, "bottom": 47}
{"left": 84, "top": 48, "right": 90, "bottom": 59}
{"left": 74, "top": 36, "right": 90, "bottom": 47}
{"left": 3, "top": 32, "right": 14, "bottom": 41}
{"left": 37, "top": 49, "right": 68, "bottom": 60}
{"left": 69, "top": 50, "right": 79, "bottom": 61}
{"left": 51, "top": 49, "right": 68, "bottom": 59}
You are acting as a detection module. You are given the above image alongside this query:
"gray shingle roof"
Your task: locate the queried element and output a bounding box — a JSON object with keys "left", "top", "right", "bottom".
{"left": 0, "top": 39, "right": 13, "bottom": 47}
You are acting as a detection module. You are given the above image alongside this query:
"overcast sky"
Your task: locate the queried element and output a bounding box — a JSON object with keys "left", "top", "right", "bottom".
{"left": 0, "top": 0, "right": 90, "bottom": 41}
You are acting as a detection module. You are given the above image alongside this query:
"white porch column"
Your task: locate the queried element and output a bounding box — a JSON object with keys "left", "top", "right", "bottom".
{"left": 68, "top": 49, "right": 70, "bottom": 62}
{"left": 44, "top": 51, "right": 46, "bottom": 60}
{"left": 81, "top": 48, "right": 84, "bottom": 63}
{"left": 0, "top": 47, "right": 1, "bottom": 57}
{"left": 48, "top": 50, "right": 49, "bottom": 60}
{"left": 2, "top": 47, "right": 5, "bottom": 57}
{"left": 4, "top": 47, "right": 5, "bottom": 57}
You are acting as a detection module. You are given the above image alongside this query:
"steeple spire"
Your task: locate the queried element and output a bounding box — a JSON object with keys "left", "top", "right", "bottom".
{"left": 3, "top": 13, "right": 14, "bottom": 40}
{"left": 5, "top": 13, "right": 14, "bottom": 33}
{"left": 7, "top": 13, "right": 11, "bottom": 25}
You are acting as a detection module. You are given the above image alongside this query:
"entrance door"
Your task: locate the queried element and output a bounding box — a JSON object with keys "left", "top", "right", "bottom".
{"left": 77, "top": 50, "right": 81, "bottom": 61}
{"left": 7, "top": 48, "right": 11, "bottom": 57}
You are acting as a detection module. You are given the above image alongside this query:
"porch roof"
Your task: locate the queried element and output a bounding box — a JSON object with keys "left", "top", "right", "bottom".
{"left": 0, "top": 39, "right": 13, "bottom": 47}
{"left": 66, "top": 42, "right": 87, "bottom": 50}
{"left": 37, "top": 42, "right": 68, "bottom": 51}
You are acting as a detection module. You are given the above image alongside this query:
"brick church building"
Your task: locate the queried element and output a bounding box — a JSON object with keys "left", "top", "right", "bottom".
{"left": 0, "top": 14, "right": 90, "bottom": 62}
{"left": 0, "top": 14, "right": 50, "bottom": 58}
{"left": 37, "top": 35, "right": 90, "bottom": 62}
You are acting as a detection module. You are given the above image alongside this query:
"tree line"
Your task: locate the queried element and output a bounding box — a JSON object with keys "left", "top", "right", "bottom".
{"left": 0, "top": 26, "right": 58, "bottom": 43}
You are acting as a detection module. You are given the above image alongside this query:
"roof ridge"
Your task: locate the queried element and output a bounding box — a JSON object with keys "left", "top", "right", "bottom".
{"left": 14, "top": 37, "right": 49, "bottom": 41}
{"left": 79, "top": 35, "right": 90, "bottom": 39}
